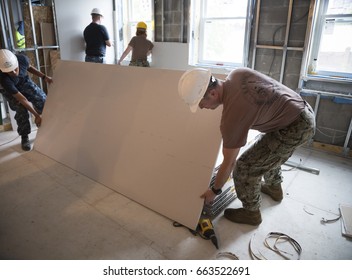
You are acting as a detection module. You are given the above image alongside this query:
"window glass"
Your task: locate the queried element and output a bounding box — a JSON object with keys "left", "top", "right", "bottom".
{"left": 191, "top": 0, "right": 250, "bottom": 67}
{"left": 202, "top": 19, "right": 245, "bottom": 63}
{"left": 327, "top": 0, "right": 352, "bottom": 14}
{"left": 309, "top": 0, "right": 352, "bottom": 77}
{"left": 317, "top": 19, "right": 352, "bottom": 73}
{"left": 204, "top": 0, "right": 247, "bottom": 18}
{"left": 129, "top": 0, "right": 152, "bottom": 21}
{"left": 125, "top": 0, "right": 154, "bottom": 43}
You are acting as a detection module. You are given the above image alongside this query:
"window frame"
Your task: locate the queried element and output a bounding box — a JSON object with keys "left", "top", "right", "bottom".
{"left": 307, "top": 0, "right": 352, "bottom": 80}
{"left": 189, "top": 0, "right": 253, "bottom": 69}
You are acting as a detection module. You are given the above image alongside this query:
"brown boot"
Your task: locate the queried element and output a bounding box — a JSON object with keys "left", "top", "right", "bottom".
{"left": 224, "top": 208, "right": 262, "bottom": 226}
{"left": 261, "top": 183, "right": 283, "bottom": 202}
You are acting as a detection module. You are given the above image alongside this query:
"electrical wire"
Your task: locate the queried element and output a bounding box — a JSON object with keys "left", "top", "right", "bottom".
{"left": 316, "top": 127, "right": 347, "bottom": 139}
{"left": 320, "top": 208, "right": 341, "bottom": 224}
{"left": 263, "top": 232, "right": 302, "bottom": 260}
{"left": 216, "top": 252, "right": 239, "bottom": 260}
{"left": 0, "top": 134, "right": 20, "bottom": 146}
{"left": 249, "top": 231, "right": 302, "bottom": 260}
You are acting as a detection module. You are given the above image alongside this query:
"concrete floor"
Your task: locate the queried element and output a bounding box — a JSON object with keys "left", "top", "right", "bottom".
{"left": 0, "top": 129, "right": 352, "bottom": 260}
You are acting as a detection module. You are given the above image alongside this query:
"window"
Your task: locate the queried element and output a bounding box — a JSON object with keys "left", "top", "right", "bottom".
{"left": 308, "top": 0, "right": 352, "bottom": 79}
{"left": 190, "top": 0, "right": 252, "bottom": 68}
{"left": 125, "top": 0, "right": 153, "bottom": 40}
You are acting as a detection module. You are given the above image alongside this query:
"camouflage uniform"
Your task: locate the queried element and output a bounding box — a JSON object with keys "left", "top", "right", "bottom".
{"left": 3, "top": 78, "right": 46, "bottom": 137}
{"left": 129, "top": 59, "right": 150, "bottom": 67}
{"left": 233, "top": 102, "right": 315, "bottom": 211}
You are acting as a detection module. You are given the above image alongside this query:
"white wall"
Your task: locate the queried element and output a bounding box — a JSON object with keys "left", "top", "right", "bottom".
{"left": 151, "top": 42, "right": 190, "bottom": 70}
{"left": 150, "top": 42, "right": 232, "bottom": 75}
{"left": 54, "top": 0, "right": 115, "bottom": 64}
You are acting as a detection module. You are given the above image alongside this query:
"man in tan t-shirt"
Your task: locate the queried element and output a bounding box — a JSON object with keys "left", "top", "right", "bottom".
{"left": 117, "top": 21, "right": 154, "bottom": 67}
{"left": 178, "top": 68, "right": 316, "bottom": 226}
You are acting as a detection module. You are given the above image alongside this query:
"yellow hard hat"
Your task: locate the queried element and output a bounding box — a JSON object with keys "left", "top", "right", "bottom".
{"left": 136, "top": 21, "right": 147, "bottom": 30}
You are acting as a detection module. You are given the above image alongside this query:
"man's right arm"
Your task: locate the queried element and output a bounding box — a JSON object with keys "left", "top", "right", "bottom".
{"left": 117, "top": 45, "right": 133, "bottom": 65}
{"left": 13, "top": 92, "right": 42, "bottom": 126}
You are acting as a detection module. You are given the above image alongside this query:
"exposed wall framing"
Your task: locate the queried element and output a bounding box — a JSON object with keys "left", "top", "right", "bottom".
{"left": 0, "top": 0, "right": 59, "bottom": 91}
{"left": 250, "top": 0, "right": 311, "bottom": 90}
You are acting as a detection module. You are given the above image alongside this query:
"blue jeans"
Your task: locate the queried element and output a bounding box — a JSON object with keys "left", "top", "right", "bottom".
{"left": 85, "top": 55, "right": 105, "bottom": 64}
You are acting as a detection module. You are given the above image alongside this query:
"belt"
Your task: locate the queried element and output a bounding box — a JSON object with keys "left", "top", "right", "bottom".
{"left": 86, "top": 55, "right": 104, "bottom": 58}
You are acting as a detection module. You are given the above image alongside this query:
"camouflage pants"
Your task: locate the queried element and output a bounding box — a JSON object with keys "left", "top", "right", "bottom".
{"left": 129, "top": 59, "right": 150, "bottom": 67}
{"left": 3, "top": 78, "right": 46, "bottom": 137}
{"left": 233, "top": 102, "right": 316, "bottom": 211}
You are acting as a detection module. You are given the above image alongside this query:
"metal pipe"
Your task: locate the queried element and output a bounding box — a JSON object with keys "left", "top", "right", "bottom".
{"left": 0, "top": 0, "right": 9, "bottom": 48}
{"left": 4, "top": 0, "right": 15, "bottom": 50}
{"left": 251, "top": 0, "right": 261, "bottom": 69}
{"left": 313, "top": 93, "right": 320, "bottom": 121}
{"left": 17, "top": 45, "right": 59, "bottom": 52}
{"left": 51, "top": 0, "right": 59, "bottom": 51}
{"left": 298, "top": 0, "right": 316, "bottom": 89}
{"left": 279, "top": 0, "right": 293, "bottom": 83}
{"left": 27, "top": 0, "right": 43, "bottom": 89}
{"left": 343, "top": 118, "right": 352, "bottom": 156}
{"left": 113, "top": 0, "right": 118, "bottom": 63}
{"left": 284, "top": 160, "right": 320, "bottom": 175}
{"left": 161, "top": 0, "right": 164, "bottom": 42}
{"left": 302, "top": 75, "right": 352, "bottom": 84}
{"left": 243, "top": 0, "right": 255, "bottom": 67}
{"left": 301, "top": 88, "right": 352, "bottom": 99}
{"left": 180, "top": 0, "right": 184, "bottom": 42}
{"left": 256, "top": 44, "right": 304, "bottom": 51}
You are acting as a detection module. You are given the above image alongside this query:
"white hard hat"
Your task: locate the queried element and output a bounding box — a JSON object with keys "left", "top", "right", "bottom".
{"left": 178, "top": 68, "right": 211, "bottom": 113}
{"left": 0, "top": 49, "right": 18, "bottom": 73}
{"left": 91, "top": 8, "right": 103, "bottom": 16}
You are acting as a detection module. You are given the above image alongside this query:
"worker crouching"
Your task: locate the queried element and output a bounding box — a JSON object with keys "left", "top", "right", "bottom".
{"left": 0, "top": 49, "right": 53, "bottom": 151}
{"left": 178, "top": 68, "right": 316, "bottom": 226}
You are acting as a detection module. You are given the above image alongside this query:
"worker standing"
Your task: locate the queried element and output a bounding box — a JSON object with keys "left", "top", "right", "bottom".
{"left": 0, "top": 49, "right": 53, "bottom": 151}
{"left": 178, "top": 68, "right": 316, "bottom": 226}
{"left": 117, "top": 21, "right": 154, "bottom": 67}
{"left": 83, "top": 8, "right": 112, "bottom": 64}
{"left": 15, "top": 21, "right": 26, "bottom": 49}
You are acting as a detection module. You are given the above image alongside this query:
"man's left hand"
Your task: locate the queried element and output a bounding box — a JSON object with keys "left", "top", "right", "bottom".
{"left": 201, "top": 189, "right": 216, "bottom": 205}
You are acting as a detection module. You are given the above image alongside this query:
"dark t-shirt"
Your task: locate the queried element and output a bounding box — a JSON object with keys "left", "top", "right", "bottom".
{"left": 0, "top": 54, "right": 29, "bottom": 95}
{"left": 83, "top": 23, "right": 110, "bottom": 56}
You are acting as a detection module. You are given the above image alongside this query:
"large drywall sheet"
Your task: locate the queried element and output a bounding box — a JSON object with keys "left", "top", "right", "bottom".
{"left": 35, "top": 60, "right": 222, "bottom": 229}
